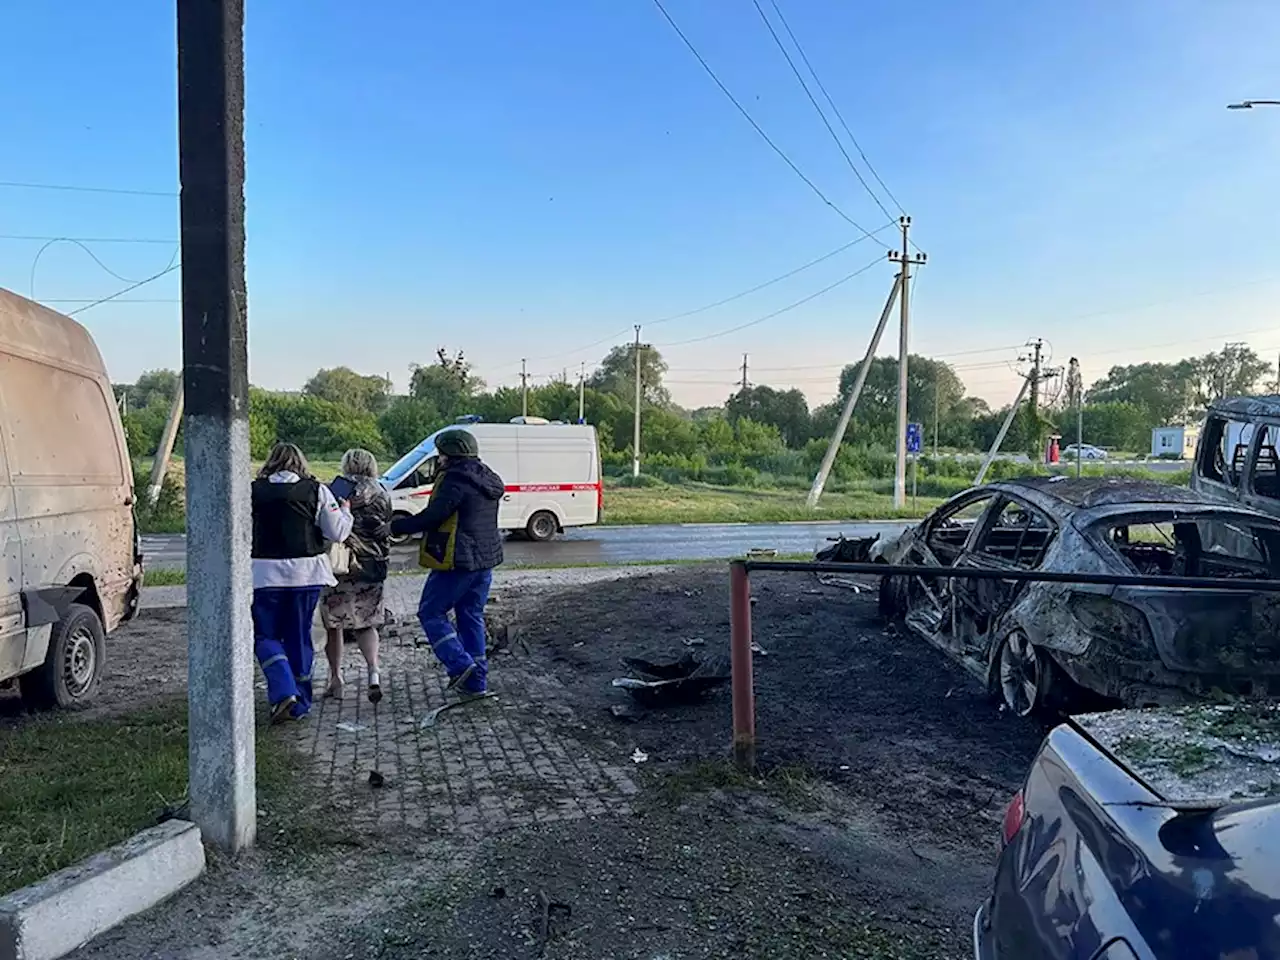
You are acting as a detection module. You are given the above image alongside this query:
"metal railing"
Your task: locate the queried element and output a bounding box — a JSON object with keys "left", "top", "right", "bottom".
{"left": 727, "top": 558, "right": 1280, "bottom": 770}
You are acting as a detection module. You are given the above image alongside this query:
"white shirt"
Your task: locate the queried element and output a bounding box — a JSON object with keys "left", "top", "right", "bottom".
{"left": 252, "top": 471, "right": 355, "bottom": 590}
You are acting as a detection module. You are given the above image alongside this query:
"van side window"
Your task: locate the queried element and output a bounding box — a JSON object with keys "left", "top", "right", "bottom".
{"left": 1199, "top": 414, "right": 1252, "bottom": 488}
{"left": 0, "top": 354, "right": 123, "bottom": 484}
{"left": 1253, "top": 424, "right": 1280, "bottom": 500}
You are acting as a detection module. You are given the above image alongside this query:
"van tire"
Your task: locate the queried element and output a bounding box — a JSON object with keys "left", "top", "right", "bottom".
{"left": 526, "top": 511, "right": 558, "bottom": 542}
{"left": 19, "top": 603, "right": 106, "bottom": 710}
{"left": 389, "top": 513, "right": 416, "bottom": 547}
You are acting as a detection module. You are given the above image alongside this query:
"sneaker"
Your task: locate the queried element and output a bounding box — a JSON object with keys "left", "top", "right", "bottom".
{"left": 269, "top": 696, "right": 298, "bottom": 725}
{"left": 367, "top": 670, "right": 382, "bottom": 704}
{"left": 446, "top": 663, "right": 476, "bottom": 692}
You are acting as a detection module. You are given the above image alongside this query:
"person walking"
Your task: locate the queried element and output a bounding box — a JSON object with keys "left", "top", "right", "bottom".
{"left": 321, "top": 448, "right": 392, "bottom": 703}
{"left": 390, "top": 429, "right": 504, "bottom": 695}
{"left": 252, "top": 442, "right": 353, "bottom": 724}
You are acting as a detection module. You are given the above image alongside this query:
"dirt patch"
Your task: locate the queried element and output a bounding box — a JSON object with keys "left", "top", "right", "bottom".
{"left": 521, "top": 568, "right": 1045, "bottom": 850}
{"left": 35, "top": 566, "right": 1044, "bottom": 959}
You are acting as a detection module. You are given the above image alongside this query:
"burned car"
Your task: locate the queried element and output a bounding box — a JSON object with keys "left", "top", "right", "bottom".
{"left": 874, "top": 477, "right": 1280, "bottom": 717}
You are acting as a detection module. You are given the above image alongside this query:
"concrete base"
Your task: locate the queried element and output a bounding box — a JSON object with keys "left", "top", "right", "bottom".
{"left": 0, "top": 820, "right": 205, "bottom": 960}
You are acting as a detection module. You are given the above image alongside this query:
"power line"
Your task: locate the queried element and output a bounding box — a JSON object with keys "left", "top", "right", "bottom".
{"left": 29, "top": 237, "right": 180, "bottom": 297}
{"left": 765, "top": 0, "right": 905, "bottom": 217}
{"left": 0, "top": 180, "right": 176, "bottom": 198}
{"left": 750, "top": 0, "right": 894, "bottom": 222}
{"left": 657, "top": 255, "right": 884, "bottom": 347}
{"left": 647, "top": 226, "right": 889, "bottom": 327}
{"left": 649, "top": 0, "right": 887, "bottom": 244}
{"left": 0, "top": 233, "right": 175, "bottom": 244}
{"left": 42, "top": 298, "right": 179, "bottom": 304}
{"left": 68, "top": 257, "right": 181, "bottom": 316}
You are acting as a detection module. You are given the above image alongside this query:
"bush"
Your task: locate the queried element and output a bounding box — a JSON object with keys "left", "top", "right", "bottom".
{"left": 613, "top": 473, "right": 665, "bottom": 488}
{"left": 132, "top": 463, "right": 186, "bottom": 534}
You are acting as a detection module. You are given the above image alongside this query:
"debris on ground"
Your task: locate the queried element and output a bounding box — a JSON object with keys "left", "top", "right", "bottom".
{"left": 419, "top": 692, "right": 499, "bottom": 729}
{"left": 750, "top": 641, "right": 768, "bottom": 657}
{"left": 368, "top": 770, "right": 386, "bottom": 789}
{"left": 611, "top": 651, "right": 730, "bottom": 707}
{"left": 630, "top": 748, "right": 649, "bottom": 764}
{"left": 815, "top": 533, "right": 880, "bottom": 563}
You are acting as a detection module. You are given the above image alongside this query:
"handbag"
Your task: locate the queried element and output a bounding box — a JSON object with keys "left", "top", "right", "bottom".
{"left": 328, "top": 540, "right": 352, "bottom": 577}
{"left": 417, "top": 481, "right": 459, "bottom": 571}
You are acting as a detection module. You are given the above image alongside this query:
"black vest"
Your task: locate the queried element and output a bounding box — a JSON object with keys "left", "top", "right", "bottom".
{"left": 251, "top": 478, "right": 325, "bottom": 560}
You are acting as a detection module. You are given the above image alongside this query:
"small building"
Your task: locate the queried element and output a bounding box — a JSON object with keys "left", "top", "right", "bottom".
{"left": 1151, "top": 424, "right": 1199, "bottom": 459}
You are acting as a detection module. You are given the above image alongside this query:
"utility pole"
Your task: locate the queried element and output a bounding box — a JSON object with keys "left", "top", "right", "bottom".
{"left": 1028, "top": 338, "right": 1044, "bottom": 423}
{"left": 740, "top": 353, "right": 749, "bottom": 392}
{"left": 806, "top": 275, "right": 902, "bottom": 507}
{"left": 976, "top": 375, "right": 1033, "bottom": 485}
{"left": 888, "top": 216, "right": 927, "bottom": 508}
{"left": 1067, "top": 357, "right": 1083, "bottom": 479}
{"left": 147, "top": 385, "right": 185, "bottom": 505}
{"left": 578, "top": 361, "right": 585, "bottom": 424}
{"left": 632, "top": 326, "right": 642, "bottom": 477}
{"left": 932, "top": 381, "right": 939, "bottom": 459}
{"left": 177, "top": 0, "right": 255, "bottom": 852}
{"left": 520, "top": 359, "right": 528, "bottom": 419}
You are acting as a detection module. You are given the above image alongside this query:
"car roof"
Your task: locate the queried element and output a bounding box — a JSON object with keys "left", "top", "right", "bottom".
{"left": 992, "top": 476, "right": 1208, "bottom": 510}
{"left": 985, "top": 477, "right": 1280, "bottom": 529}
{"left": 1208, "top": 395, "right": 1280, "bottom": 420}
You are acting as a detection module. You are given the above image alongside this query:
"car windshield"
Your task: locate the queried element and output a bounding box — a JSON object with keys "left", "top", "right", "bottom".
{"left": 380, "top": 434, "right": 438, "bottom": 486}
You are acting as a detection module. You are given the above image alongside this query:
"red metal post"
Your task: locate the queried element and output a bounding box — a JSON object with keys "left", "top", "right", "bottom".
{"left": 729, "top": 560, "right": 756, "bottom": 771}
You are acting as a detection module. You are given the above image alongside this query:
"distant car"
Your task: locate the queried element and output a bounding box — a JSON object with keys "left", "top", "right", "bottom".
{"left": 975, "top": 711, "right": 1280, "bottom": 959}
{"left": 874, "top": 477, "right": 1280, "bottom": 716}
{"left": 1062, "top": 442, "right": 1108, "bottom": 460}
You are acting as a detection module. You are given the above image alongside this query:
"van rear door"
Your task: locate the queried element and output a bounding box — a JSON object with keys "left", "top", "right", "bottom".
{"left": 517, "top": 429, "right": 596, "bottom": 528}
{"left": 0, "top": 403, "right": 24, "bottom": 683}
{"left": 474, "top": 428, "right": 519, "bottom": 530}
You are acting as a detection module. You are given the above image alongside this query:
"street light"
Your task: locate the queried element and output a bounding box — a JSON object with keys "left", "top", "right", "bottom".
{"left": 1228, "top": 100, "right": 1280, "bottom": 110}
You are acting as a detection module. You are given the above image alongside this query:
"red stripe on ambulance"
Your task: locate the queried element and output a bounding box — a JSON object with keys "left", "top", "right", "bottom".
{"left": 410, "top": 481, "right": 602, "bottom": 498}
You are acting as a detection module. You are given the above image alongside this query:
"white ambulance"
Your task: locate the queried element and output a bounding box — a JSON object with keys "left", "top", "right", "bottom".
{"left": 380, "top": 417, "right": 602, "bottom": 544}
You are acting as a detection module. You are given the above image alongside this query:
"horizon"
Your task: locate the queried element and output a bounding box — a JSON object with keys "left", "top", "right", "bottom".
{"left": 3, "top": 0, "right": 1279, "bottom": 413}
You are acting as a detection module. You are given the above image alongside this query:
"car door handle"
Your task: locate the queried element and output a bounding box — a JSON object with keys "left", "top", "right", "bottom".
{"left": 503, "top": 495, "right": 512, "bottom": 501}
{"left": 124, "top": 495, "right": 135, "bottom": 506}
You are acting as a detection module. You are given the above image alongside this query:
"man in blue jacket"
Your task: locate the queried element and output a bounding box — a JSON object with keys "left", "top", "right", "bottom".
{"left": 390, "top": 429, "right": 504, "bottom": 694}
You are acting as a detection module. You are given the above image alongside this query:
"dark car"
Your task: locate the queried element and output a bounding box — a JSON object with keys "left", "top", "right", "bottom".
{"left": 874, "top": 477, "right": 1280, "bottom": 716}
{"left": 976, "top": 708, "right": 1280, "bottom": 959}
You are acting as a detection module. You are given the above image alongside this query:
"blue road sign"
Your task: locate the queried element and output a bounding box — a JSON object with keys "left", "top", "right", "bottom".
{"left": 906, "top": 422, "right": 923, "bottom": 455}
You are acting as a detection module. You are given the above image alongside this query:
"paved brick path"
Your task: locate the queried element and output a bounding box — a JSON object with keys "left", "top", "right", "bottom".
{"left": 289, "top": 612, "right": 638, "bottom": 837}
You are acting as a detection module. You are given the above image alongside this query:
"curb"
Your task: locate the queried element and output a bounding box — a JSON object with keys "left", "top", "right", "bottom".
{"left": 0, "top": 820, "right": 205, "bottom": 960}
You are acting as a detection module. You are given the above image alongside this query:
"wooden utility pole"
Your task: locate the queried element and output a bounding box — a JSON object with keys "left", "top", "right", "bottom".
{"left": 177, "top": 0, "right": 255, "bottom": 852}
{"left": 520, "top": 359, "right": 528, "bottom": 418}
{"left": 632, "top": 326, "right": 642, "bottom": 477}
{"left": 888, "top": 216, "right": 927, "bottom": 508}
{"left": 806, "top": 274, "right": 902, "bottom": 507}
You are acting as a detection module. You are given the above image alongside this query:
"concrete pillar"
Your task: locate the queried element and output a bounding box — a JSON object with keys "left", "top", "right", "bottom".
{"left": 176, "top": 0, "right": 256, "bottom": 852}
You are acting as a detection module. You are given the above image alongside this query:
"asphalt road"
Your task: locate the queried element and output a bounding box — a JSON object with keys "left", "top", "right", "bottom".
{"left": 141, "top": 519, "right": 913, "bottom": 572}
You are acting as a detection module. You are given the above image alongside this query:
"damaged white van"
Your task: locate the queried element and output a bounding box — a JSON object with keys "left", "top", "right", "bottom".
{"left": 0, "top": 289, "right": 143, "bottom": 708}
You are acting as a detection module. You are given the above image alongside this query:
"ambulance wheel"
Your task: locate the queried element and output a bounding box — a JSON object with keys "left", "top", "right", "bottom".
{"left": 389, "top": 513, "right": 416, "bottom": 547}
{"left": 526, "top": 511, "right": 558, "bottom": 542}
{"left": 20, "top": 603, "right": 105, "bottom": 710}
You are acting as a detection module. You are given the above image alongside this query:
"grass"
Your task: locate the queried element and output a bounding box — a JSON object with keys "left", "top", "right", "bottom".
{"left": 654, "top": 759, "right": 825, "bottom": 813}
{"left": 0, "top": 698, "right": 303, "bottom": 896}
{"left": 601, "top": 480, "right": 943, "bottom": 526}
{"left": 142, "top": 568, "right": 187, "bottom": 587}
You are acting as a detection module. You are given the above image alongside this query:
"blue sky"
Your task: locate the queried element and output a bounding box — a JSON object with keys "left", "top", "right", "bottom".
{"left": 2, "top": 0, "right": 1279, "bottom": 411}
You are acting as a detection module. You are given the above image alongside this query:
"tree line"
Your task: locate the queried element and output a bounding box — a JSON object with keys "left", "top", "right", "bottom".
{"left": 116, "top": 342, "right": 1272, "bottom": 478}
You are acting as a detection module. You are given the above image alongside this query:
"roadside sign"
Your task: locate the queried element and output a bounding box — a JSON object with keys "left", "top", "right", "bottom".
{"left": 906, "top": 422, "right": 923, "bottom": 455}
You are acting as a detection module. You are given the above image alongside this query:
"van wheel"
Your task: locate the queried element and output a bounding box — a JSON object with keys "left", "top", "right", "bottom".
{"left": 526, "top": 511, "right": 558, "bottom": 542}
{"left": 19, "top": 603, "right": 106, "bottom": 710}
{"left": 389, "top": 513, "right": 416, "bottom": 547}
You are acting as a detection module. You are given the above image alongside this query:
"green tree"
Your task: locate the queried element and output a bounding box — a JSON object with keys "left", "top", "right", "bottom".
{"left": 1079, "top": 402, "right": 1147, "bottom": 450}
{"left": 303, "top": 367, "right": 391, "bottom": 414}
{"left": 1086, "top": 361, "right": 1196, "bottom": 427}
{"left": 1189, "top": 344, "right": 1270, "bottom": 409}
{"left": 588, "top": 343, "right": 670, "bottom": 407}
{"left": 725, "top": 386, "right": 810, "bottom": 447}
{"left": 410, "top": 349, "right": 483, "bottom": 420}
{"left": 377, "top": 397, "right": 440, "bottom": 456}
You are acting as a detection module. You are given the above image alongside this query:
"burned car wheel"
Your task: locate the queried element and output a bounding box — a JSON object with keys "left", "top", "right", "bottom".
{"left": 997, "top": 630, "right": 1054, "bottom": 718}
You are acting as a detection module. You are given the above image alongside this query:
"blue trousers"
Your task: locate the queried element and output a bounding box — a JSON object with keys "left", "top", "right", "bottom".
{"left": 417, "top": 569, "right": 492, "bottom": 694}
{"left": 252, "top": 586, "right": 322, "bottom": 717}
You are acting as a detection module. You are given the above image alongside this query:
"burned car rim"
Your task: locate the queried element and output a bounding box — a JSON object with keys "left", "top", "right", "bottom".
{"left": 999, "top": 631, "right": 1042, "bottom": 717}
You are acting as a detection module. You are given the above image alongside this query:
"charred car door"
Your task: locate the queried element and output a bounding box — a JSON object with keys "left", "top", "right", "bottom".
{"left": 902, "top": 492, "right": 1000, "bottom": 645}
{"left": 945, "top": 496, "right": 1058, "bottom": 661}
{"left": 1106, "top": 515, "right": 1280, "bottom": 692}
